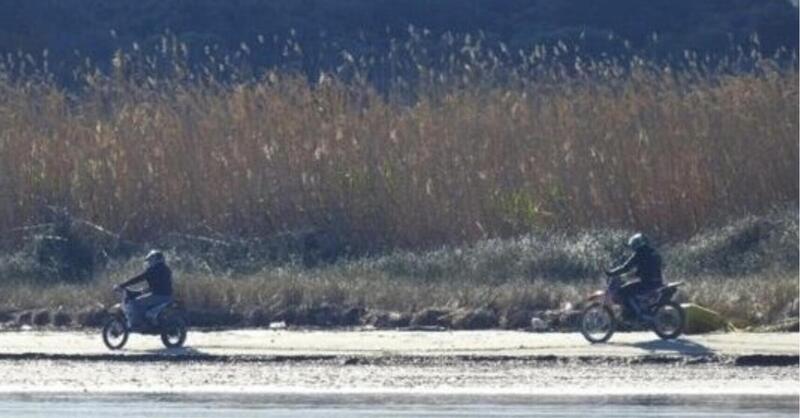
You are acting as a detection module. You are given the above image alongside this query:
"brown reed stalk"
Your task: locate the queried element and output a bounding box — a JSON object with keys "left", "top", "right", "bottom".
{"left": 0, "top": 56, "right": 796, "bottom": 249}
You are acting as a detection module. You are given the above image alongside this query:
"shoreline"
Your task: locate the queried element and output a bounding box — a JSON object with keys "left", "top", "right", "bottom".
{"left": 0, "top": 352, "right": 796, "bottom": 367}
{"left": 0, "top": 360, "right": 795, "bottom": 398}
{"left": 0, "top": 387, "right": 798, "bottom": 398}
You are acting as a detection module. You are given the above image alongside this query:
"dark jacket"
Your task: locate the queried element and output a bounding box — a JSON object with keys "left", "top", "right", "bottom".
{"left": 607, "top": 246, "right": 663, "bottom": 285}
{"left": 120, "top": 263, "right": 173, "bottom": 296}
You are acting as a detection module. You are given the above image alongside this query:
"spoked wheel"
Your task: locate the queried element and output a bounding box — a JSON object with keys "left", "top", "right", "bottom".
{"left": 581, "top": 302, "right": 616, "bottom": 344}
{"left": 159, "top": 314, "right": 188, "bottom": 349}
{"left": 652, "top": 301, "right": 685, "bottom": 340}
{"left": 102, "top": 316, "right": 129, "bottom": 350}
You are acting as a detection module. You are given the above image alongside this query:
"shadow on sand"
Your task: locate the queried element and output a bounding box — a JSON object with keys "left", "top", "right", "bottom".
{"left": 624, "top": 338, "right": 715, "bottom": 356}
{"left": 131, "top": 346, "right": 246, "bottom": 362}
{"left": 141, "top": 346, "right": 208, "bottom": 356}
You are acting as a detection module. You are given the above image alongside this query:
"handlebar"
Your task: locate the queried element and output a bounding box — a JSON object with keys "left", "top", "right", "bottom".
{"left": 114, "top": 286, "right": 142, "bottom": 298}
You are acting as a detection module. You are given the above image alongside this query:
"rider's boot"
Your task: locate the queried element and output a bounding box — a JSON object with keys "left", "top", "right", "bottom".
{"left": 145, "top": 310, "right": 159, "bottom": 327}
{"left": 621, "top": 298, "right": 637, "bottom": 322}
{"left": 632, "top": 298, "right": 654, "bottom": 322}
{"left": 123, "top": 301, "right": 135, "bottom": 329}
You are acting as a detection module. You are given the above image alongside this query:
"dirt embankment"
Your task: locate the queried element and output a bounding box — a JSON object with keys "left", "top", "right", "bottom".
{"left": 0, "top": 304, "right": 574, "bottom": 331}
{"left": 4, "top": 303, "right": 798, "bottom": 335}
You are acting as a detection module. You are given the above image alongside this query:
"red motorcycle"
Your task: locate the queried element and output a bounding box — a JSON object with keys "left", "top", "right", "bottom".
{"left": 580, "top": 276, "right": 685, "bottom": 343}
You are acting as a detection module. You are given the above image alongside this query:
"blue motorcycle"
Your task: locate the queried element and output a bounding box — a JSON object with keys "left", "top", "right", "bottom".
{"left": 102, "top": 287, "right": 188, "bottom": 350}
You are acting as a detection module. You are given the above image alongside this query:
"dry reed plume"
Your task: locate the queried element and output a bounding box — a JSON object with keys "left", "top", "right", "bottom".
{"left": 0, "top": 43, "right": 797, "bottom": 253}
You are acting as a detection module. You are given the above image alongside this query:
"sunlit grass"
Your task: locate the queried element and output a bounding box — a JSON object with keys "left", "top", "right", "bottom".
{"left": 0, "top": 209, "right": 796, "bottom": 329}
{"left": 0, "top": 265, "right": 795, "bottom": 329}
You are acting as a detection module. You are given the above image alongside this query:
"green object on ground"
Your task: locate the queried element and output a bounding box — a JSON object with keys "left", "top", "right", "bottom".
{"left": 681, "top": 303, "right": 736, "bottom": 334}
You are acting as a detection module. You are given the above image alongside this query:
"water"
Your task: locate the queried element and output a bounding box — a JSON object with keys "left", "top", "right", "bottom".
{"left": 0, "top": 393, "right": 796, "bottom": 418}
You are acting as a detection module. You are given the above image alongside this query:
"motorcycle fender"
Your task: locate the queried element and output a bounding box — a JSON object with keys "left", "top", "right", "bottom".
{"left": 586, "top": 290, "right": 605, "bottom": 301}
{"left": 108, "top": 303, "right": 123, "bottom": 316}
{"left": 658, "top": 287, "right": 678, "bottom": 304}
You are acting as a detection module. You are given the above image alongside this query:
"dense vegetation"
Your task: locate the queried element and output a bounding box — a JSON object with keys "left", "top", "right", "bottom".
{"left": 1, "top": 50, "right": 796, "bottom": 256}
{"left": 1, "top": 209, "right": 797, "bottom": 329}
{"left": 0, "top": 2, "right": 796, "bottom": 330}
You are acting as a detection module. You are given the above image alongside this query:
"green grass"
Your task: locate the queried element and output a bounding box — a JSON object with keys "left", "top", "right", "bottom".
{"left": 0, "top": 210, "right": 796, "bottom": 329}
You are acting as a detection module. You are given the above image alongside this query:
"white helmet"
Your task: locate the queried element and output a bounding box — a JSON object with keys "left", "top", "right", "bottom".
{"left": 627, "top": 233, "right": 649, "bottom": 250}
{"left": 145, "top": 250, "right": 165, "bottom": 267}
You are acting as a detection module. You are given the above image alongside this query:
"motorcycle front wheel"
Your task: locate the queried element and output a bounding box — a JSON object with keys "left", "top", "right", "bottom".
{"left": 580, "top": 302, "right": 616, "bottom": 344}
{"left": 102, "top": 316, "right": 129, "bottom": 350}
{"left": 652, "top": 301, "right": 685, "bottom": 340}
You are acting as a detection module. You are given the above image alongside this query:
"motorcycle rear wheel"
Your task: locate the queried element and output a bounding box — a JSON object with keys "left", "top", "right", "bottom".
{"left": 160, "top": 314, "right": 188, "bottom": 348}
{"left": 652, "top": 301, "right": 685, "bottom": 340}
{"left": 580, "top": 302, "right": 616, "bottom": 344}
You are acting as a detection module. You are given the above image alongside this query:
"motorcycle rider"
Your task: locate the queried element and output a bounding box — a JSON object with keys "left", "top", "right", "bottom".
{"left": 115, "top": 250, "right": 173, "bottom": 329}
{"left": 605, "top": 233, "right": 663, "bottom": 320}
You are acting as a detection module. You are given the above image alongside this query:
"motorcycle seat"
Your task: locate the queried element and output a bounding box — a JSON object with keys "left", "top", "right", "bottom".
{"left": 638, "top": 282, "right": 682, "bottom": 300}
{"left": 145, "top": 300, "right": 175, "bottom": 321}
{"left": 660, "top": 281, "right": 684, "bottom": 290}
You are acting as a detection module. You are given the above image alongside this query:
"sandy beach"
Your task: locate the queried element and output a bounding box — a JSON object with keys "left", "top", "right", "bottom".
{"left": 0, "top": 330, "right": 795, "bottom": 396}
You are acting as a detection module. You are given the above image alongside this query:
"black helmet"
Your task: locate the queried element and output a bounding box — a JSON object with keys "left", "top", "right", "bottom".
{"left": 627, "top": 233, "right": 649, "bottom": 250}
{"left": 145, "top": 250, "right": 165, "bottom": 267}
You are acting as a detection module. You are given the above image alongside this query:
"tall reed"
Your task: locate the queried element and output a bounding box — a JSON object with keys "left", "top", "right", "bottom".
{"left": 0, "top": 38, "right": 796, "bottom": 251}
